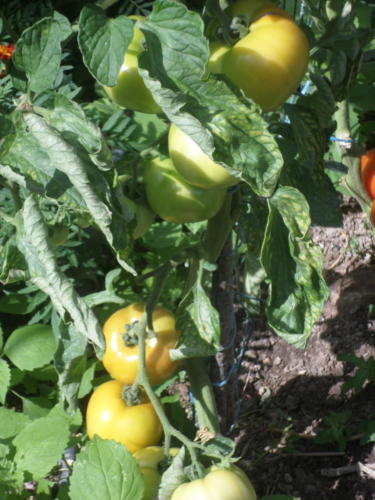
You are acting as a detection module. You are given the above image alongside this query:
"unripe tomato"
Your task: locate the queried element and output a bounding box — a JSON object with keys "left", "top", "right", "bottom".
{"left": 144, "top": 157, "right": 226, "bottom": 224}
{"left": 168, "top": 124, "right": 240, "bottom": 189}
{"left": 210, "top": 4, "right": 309, "bottom": 111}
{"left": 102, "top": 303, "right": 181, "bottom": 386}
{"left": 360, "top": 148, "right": 375, "bottom": 199}
{"left": 103, "top": 16, "right": 161, "bottom": 114}
{"left": 171, "top": 466, "right": 257, "bottom": 500}
{"left": 86, "top": 380, "right": 162, "bottom": 453}
{"left": 48, "top": 224, "right": 69, "bottom": 247}
{"left": 134, "top": 446, "right": 179, "bottom": 500}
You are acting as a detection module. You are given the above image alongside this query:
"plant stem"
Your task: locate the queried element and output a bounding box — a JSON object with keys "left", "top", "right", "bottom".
{"left": 185, "top": 357, "right": 220, "bottom": 434}
{"left": 334, "top": 99, "right": 362, "bottom": 168}
{"left": 135, "top": 315, "right": 206, "bottom": 477}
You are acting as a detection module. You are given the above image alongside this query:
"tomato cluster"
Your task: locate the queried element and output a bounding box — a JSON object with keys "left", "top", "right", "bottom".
{"left": 86, "top": 303, "right": 180, "bottom": 453}
{"left": 102, "top": 2, "right": 308, "bottom": 225}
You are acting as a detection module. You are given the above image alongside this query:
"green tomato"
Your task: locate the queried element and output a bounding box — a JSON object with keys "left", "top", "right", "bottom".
{"left": 168, "top": 124, "right": 240, "bottom": 189}
{"left": 103, "top": 16, "right": 161, "bottom": 114}
{"left": 210, "top": 4, "right": 309, "bottom": 111}
{"left": 48, "top": 224, "right": 69, "bottom": 247}
{"left": 144, "top": 157, "right": 226, "bottom": 224}
{"left": 171, "top": 466, "right": 257, "bottom": 500}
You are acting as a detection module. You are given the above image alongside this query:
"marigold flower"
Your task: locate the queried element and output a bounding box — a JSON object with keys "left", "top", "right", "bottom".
{"left": 0, "top": 44, "right": 15, "bottom": 61}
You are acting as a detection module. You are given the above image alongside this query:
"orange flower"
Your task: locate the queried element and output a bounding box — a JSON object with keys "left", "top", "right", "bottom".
{"left": 0, "top": 44, "right": 15, "bottom": 60}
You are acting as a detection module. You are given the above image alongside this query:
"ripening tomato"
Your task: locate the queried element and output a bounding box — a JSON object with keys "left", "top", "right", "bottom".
{"left": 171, "top": 466, "right": 257, "bottom": 500}
{"left": 134, "top": 446, "right": 179, "bottom": 500}
{"left": 227, "top": 0, "right": 290, "bottom": 25}
{"left": 168, "top": 124, "right": 240, "bottom": 189}
{"left": 144, "top": 157, "right": 226, "bottom": 223}
{"left": 86, "top": 380, "right": 162, "bottom": 453}
{"left": 102, "top": 303, "right": 181, "bottom": 386}
{"left": 360, "top": 148, "right": 375, "bottom": 199}
{"left": 103, "top": 16, "right": 161, "bottom": 114}
{"left": 210, "top": 3, "right": 309, "bottom": 111}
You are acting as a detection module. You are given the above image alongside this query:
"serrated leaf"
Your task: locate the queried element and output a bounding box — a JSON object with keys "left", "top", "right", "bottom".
{"left": 13, "top": 415, "right": 70, "bottom": 479}
{"left": 53, "top": 11, "right": 72, "bottom": 42}
{"left": 69, "top": 436, "right": 144, "bottom": 500}
{"left": 41, "top": 94, "right": 108, "bottom": 163}
{"left": 158, "top": 447, "right": 187, "bottom": 500}
{"left": 78, "top": 6, "right": 134, "bottom": 86}
{"left": 0, "top": 359, "right": 10, "bottom": 404}
{"left": 52, "top": 314, "right": 88, "bottom": 411}
{"left": 0, "top": 408, "right": 30, "bottom": 440}
{"left": 15, "top": 196, "right": 104, "bottom": 355}
{"left": 4, "top": 324, "right": 57, "bottom": 371}
{"left": 21, "top": 396, "right": 54, "bottom": 419}
{"left": 21, "top": 113, "right": 135, "bottom": 275}
{"left": 261, "top": 186, "right": 329, "bottom": 347}
{"left": 12, "top": 18, "right": 62, "bottom": 92}
{"left": 172, "top": 262, "right": 220, "bottom": 360}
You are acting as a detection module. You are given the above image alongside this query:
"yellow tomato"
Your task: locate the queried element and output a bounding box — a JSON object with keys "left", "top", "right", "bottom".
{"left": 86, "top": 379, "right": 162, "bottom": 453}
{"left": 209, "top": 3, "right": 309, "bottom": 111}
{"left": 102, "top": 303, "right": 181, "bottom": 386}
{"left": 171, "top": 466, "right": 257, "bottom": 500}
{"left": 168, "top": 124, "right": 240, "bottom": 189}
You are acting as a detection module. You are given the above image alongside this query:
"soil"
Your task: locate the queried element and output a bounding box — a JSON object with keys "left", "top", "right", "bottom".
{"left": 230, "top": 197, "right": 375, "bottom": 499}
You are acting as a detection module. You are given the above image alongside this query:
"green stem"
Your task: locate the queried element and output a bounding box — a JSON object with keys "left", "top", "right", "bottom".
{"left": 333, "top": 99, "right": 362, "bottom": 169}
{"left": 201, "top": 191, "right": 236, "bottom": 263}
{"left": 185, "top": 357, "right": 220, "bottom": 434}
{"left": 135, "top": 315, "right": 206, "bottom": 477}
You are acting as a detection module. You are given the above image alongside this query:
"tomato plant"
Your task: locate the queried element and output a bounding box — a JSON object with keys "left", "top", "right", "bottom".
{"left": 102, "top": 303, "right": 181, "bottom": 386}
{"left": 134, "top": 446, "right": 179, "bottom": 500}
{"left": 103, "top": 16, "right": 161, "bottom": 114}
{"left": 86, "top": 380, "right": 162, "bottom": 453}
{"left": 144, "top": 157, "right": 226, "bottom": 223}
{"left": 168, "top": 124, "right": 239, "bottom": 189}
{"left": 210, "top": 3, "right": 309, "bottom": 111}
{"left": 360, "top": 148, "right": 375, "bottom": 200}
{"left": 171, "top": 466, "right": 257, "bottom": 500}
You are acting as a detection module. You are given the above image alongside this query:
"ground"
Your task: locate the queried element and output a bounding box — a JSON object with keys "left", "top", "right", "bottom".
{"left": 234, "top": 197, "right": 375, "bottom": 499}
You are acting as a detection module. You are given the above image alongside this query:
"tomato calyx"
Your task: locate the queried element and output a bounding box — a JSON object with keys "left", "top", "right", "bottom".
{"left": 122, "top": 384, "right": 147, "bottom": 406}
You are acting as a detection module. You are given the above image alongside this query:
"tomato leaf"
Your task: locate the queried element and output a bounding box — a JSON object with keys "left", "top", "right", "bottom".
{"left": 13, "top": 414, "right": 70, "bottom": 480}
{"left": 14, "top": 196, "right": 105, "bottom": 356}
{"left": 261, "top": 186, "right": 329, "bottom": 348}
{"left": 78, "top": 6, "right": 134, "bottom": 86}
{"left": 172, "top": 262, "right": 220, "bottom": 360}
{"left": 282, "top": 75, "right": 342, "bottom": 227}
{"left": 158, "top": 447, "right": 187, "bottom": 500}
{"left": 0, "top": 408, "right": 31, "bottom": 440}
{"left": 4, "top": 324, "right": 56, "bottom": 371}
{"left": 12, "top": 18, "right": 62, "bottom": 93}
{"left": 40, "top": 94, "right": 110, "bottom": 169}
{"left": 0, "top": 359, "right": 10, "bottom": 404}
{"left": 69, "top": 436, "right": 144, "bottom": 500}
